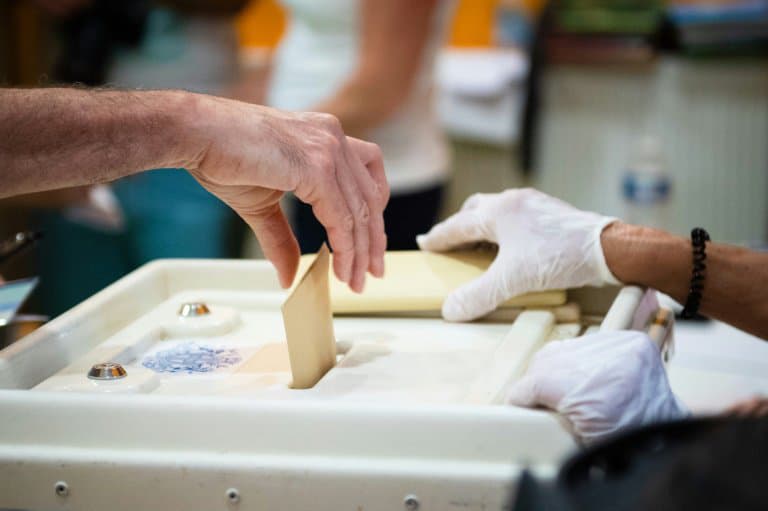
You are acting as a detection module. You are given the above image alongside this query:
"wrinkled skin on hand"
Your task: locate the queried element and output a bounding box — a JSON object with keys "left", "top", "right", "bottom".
{"left": 186, "top": 100, "right": 389, "bottom": 292}
{"left": 726, "top": 396, "right": 768, "bottom": 418}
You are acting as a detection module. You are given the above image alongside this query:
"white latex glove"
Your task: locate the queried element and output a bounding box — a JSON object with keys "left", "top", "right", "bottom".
{"left": 507, "top": 331, "right": 688, "bottom": 444}
{"left": 417, "top": 188, "right": 619, "bottom": 321}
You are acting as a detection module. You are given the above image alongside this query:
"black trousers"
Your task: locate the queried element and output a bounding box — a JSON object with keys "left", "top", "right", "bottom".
{"left": 291, "top": 184, "right": 445, "bottom": 253}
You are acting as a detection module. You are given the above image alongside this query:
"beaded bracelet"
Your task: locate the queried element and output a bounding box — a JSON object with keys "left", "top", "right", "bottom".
{"left": 681, "top": 227, "right": 711, "bottom": 319}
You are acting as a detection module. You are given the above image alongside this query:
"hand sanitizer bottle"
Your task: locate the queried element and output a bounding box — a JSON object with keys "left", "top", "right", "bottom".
{"left": 622, "top": 136, "right": 672, "bottom": 229}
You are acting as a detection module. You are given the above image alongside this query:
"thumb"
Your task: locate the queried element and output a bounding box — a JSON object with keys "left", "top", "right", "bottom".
{"left": 506, "top": 365, "right": 567, "bottom": 411}
{"left": 506, "top": 374, "right": 539, "bottom": 408}
{"left": 239, "top": 202, "right": 300, "bottom": 289}
{"left": 442, "top": 259, "right": 509, "bottom": 321}
{"left": 416, "top": 208, "right": 488, "bottom": 252}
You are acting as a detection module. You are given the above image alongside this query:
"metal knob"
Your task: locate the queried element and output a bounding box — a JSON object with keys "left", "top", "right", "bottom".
{"left": 87, "top": 362, "right": 127, "bottom": 380}
{"left": 178, "top": 302, "right": 210, "bottom": 318}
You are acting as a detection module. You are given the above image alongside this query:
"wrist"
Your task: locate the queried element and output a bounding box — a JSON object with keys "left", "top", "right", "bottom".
{"left": 594, "top": 218, "right": 622, "bottom": 285}
{"left": 91, "top": 89, "right": 204, "bottom": 176}
{"left": 601, "top": 222, "right": 690, "bottom": 301}
{"left": 158, "top": 90, "right": 213, "bottom": 171}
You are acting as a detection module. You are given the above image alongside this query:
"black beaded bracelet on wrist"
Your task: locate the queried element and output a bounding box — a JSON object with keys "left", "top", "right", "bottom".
{"left": 680, "top": 227, "right": 711, "bottom": 319}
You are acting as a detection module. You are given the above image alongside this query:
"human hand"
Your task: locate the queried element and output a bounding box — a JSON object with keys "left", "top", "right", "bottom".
{"left": 507, "top": 331, "right": 688, "bottom": 444}
{"left": 417, "top": 188, "right": 618, "bottom": 321}
{"left": 184, "top": 97, "right": 389, "bottom": 291}
{"left": 725, "top": 396, "right": 768, "bottom": 418}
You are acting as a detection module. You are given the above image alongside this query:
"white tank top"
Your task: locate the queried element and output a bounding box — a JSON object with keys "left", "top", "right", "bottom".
{"left": 268, "top": 0, "right": 456, "bottom": 193}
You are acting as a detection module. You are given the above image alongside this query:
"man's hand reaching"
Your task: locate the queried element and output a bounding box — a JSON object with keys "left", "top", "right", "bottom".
{"left": 0, "top": 88, "right": 388, "bottom": 292}
{"left": 184, "top": 98, "right": 389, "bottom": 291}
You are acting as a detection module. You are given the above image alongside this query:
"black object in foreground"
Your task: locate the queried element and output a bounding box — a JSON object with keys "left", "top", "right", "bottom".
{"left": 0, "top": 231, "right": 43, "bottom": 267}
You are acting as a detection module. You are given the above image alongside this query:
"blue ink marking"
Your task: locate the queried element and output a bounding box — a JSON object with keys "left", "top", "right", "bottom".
{"left": 142, "top": 343, "right": 242, "bottom": 374}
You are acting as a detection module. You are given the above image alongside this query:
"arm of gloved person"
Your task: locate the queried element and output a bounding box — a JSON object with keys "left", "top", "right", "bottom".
{"left": 417, "top": 188, "right": 768, "bottom": 339}
{"left": 506, "top": 330, "right": 688, "bottom": 444}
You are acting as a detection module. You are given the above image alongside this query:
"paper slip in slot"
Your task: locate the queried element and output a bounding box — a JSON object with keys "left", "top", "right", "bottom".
{"left": 282, "top": 244, "right": 337, "bottom": 389}
{"left": 296, "top": 250, "right": 566, "bottom": 315}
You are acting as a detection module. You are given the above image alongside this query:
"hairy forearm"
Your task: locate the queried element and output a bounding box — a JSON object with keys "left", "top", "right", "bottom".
{"left": 602, "top": 222, "right": 768, "bottom": 339}
{"left": 0, "top": 88, "right": 197, "bottom": 197}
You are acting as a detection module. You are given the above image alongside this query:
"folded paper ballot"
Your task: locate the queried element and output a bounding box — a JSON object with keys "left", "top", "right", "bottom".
{"left": 282, "top": 243, "right": 337, "bottom": 389}
{"left": 294, "top": 249, "right": 566, "bottom": 315}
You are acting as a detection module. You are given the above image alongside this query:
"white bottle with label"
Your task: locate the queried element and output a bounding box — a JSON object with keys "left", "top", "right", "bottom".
{"left": 622, "top": 136, "right": 672, "bottom": 230}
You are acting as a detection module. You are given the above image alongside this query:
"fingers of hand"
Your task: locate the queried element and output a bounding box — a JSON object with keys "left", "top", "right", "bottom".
{"left": 506, "top": 341, "right": 575, "bottom": 410}
{"left": 333, "top": 150, "right": 371, "bottom": 293}
{"left": 305, "top": 167, "right": 356, "bottom": 285}
{"left": 310, "top": 128, "right": 371, "bottom": 291}
{"left": 301, "top": 119, "right": 356, "bottom": 284}
{"left": 367, "top": 213, "right": 387, "bottom": 279}
{"left": 241, "top": 202, "right": 300, "bottom": 289}
{"left": 506, "top": 375, "right": 539, "bottom": 407}
{"left": 293, "top": 116, "right": 386, "bottom": 290}
{"left": 416, "top": 208, "right": 489, "bottom": 253}
{"left": 442, "top": 259, "right": 510, "bottom": 322}
{"left": 345, "top": 137, "right": 388, "bottom": 278}
{"left": 460, "top": 192, "right": 487, "bottom": 211}
{"left": 302, "top": 142, "right": 367, "bottom": 291}
{"left": 347, "top": 137, "right": 390, "bottom": 203}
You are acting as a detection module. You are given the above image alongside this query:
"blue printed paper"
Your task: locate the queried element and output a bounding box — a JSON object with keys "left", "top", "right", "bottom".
{"left": 142, "top": 342, "right": 242, "bottom": 374}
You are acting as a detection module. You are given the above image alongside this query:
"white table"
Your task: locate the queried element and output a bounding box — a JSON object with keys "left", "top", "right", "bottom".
{"left": 669, "top": 319, "right": 768, "bottom": 414}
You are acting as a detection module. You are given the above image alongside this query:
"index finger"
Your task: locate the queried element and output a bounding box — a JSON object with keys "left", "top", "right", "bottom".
{"left": 416, "top": 208, "right": 487, "bottom": 253}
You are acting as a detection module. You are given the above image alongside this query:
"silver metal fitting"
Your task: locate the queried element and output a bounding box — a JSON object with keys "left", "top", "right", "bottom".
{"left": 54, "top": 481, "right": 69, "bottom": 497}
{"left": 404, "top": 494, "right": 420, "bottom": 511}
{"left": 87, "top": 362, "right": 127, "bottom": 380}
{"left": 178, "top": 302, "right": 211, "bottom": 318}
{"left": 226, "top": 488, "right": 240, "bottom": 504}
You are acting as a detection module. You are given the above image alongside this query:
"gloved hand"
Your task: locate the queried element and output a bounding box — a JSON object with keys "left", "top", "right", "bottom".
{"left": 417, "top": 188, "right": 619, "bottom": 321}
{"left": 507, "top": 331, "right": 688, "bottom": 444}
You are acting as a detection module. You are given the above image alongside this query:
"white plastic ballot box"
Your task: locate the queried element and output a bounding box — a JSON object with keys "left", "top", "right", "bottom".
{"left": 0, "top": 259, "right": 673, "bottom": 511}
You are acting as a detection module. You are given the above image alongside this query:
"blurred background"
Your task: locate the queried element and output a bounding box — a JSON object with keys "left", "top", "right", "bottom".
{"left": 1, "top": 0, "right": 767, "bottom": 320}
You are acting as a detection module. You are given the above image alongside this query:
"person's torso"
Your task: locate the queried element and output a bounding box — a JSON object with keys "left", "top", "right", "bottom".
{"left": 268, "top": 0, "right": 456, "bottom": 193}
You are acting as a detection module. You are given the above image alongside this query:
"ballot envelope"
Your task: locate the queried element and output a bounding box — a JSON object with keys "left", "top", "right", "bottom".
{"left": 0, "top": 254, "right": 674, "bottom": 511}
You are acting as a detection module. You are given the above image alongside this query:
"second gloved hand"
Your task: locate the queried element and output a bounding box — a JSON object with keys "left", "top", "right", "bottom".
{"left": 417, "top": 188, "right": 619, "bottom": 321}
{"left": 506, "top": 331, "right": 688, "bottom": 444}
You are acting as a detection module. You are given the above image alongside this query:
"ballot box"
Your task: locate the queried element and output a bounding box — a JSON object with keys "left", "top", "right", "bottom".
{"left": 0, "top": 258, "right": 671, "bottom": 511}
